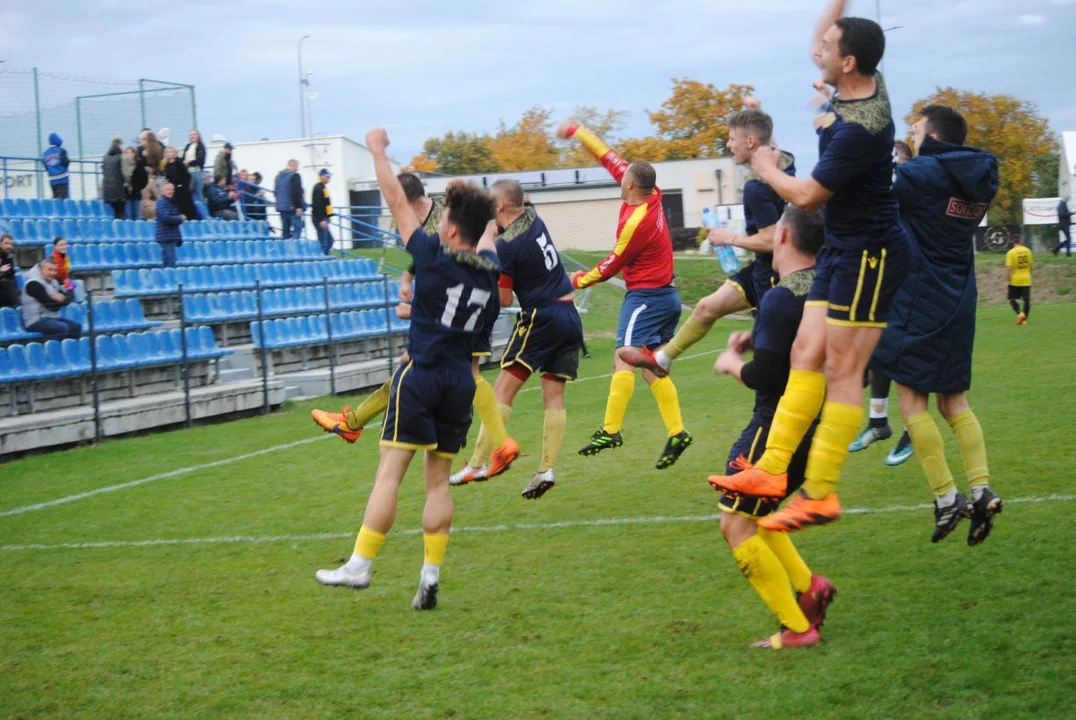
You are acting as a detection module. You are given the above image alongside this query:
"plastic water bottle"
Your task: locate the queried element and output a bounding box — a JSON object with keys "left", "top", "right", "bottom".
{"left": 701, "top": 208, "right": 740, "bottom": 274}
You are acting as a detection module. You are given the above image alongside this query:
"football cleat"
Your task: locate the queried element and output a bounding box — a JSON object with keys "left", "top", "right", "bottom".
{"left": 967, "top": 488, "right": 1003, "bottom": 546}
{"left": 708, "top": 455, "right": 753, "bottom": 491}
{"left": 752, "top": 626, "right": 820, "bottom": 650}
{"left": 411, "top": 570, "right": 439, "bottom": 611}
{"left": 849, "top": 424, "right": 892, "bottom": 452}
{"left": 618, "top": 346, "right": 668, "bottom": 377}
{"left": 883, "top": 429, "right": 915, "bottom": 467}
{"left": 1016, "top": 312, "right": 1027, "bottom": 326}
{"left": 315, "top": 565, "right": 371, "bottom": 590}
{"left": 578, "top": 428, "right": 624, "bottom": 457}
{"left": 521, "top": 469, "right": 556, "bottom": 500}
{"left": 758, "top": 491, "right": 841, "bottom": 532}
{"left": 709, "top": 466, "right": 788, "bottom": 498}
{"left": 311, "top": 406, "right": 362, "bottom": 444}
{"left": 449, "top": 463, "right": 489, "bottom": 486}
{"left": 486, "top": 437, "right": 521, "bottom": 480}
{"left": 797, "top": 574, "right": 837, "bottom": 628}
{"left": 656, "top": 431, "right": 694, "bottom": 470}
{"left": 931, "top": 492, "right": 971, "bottom": 543}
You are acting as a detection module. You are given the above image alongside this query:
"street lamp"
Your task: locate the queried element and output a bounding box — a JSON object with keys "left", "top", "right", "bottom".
{"left": 298, "top": 35, "right": 310, "bottom": 138}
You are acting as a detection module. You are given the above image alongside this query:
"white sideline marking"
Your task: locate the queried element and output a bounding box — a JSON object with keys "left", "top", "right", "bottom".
{"left": 1, "top": 495, "right": 1071, "bottom": 552}
{"left": 0, "top": 349, "right": 721, "bottom": 519}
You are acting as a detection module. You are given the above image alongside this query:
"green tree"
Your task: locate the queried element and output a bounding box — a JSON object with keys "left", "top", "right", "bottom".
{"left": 1033, "top": 153, "right": 1060, "bottom": 198}
{"left": 408, "top": 131, "right": 499, "bottom": 175}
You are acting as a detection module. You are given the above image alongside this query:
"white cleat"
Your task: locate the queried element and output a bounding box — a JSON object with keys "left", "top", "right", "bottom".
{"left": 449, "top": 463, "right": 489, "bottom": 486}
{"left": 521, "top": 469, "right": 555, "bottom": 500}
{"left": 315, "top": 566, "right": 371, "bottom": 590}
{"left": 411, "top": 570, "right": 440, "bottom": 610}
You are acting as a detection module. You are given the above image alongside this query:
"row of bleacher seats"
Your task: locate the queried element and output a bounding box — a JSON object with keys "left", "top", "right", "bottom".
{"left": 183, "top": 283, "right": 399, "bottom": 324}
{"left": 2, "top": 197, "right": 110, "bottom": 219}
{"left": 1, "top": 218, "right": 270, "bottom": 244}
{"left": 0, "top": 301, "right": 159, "bottom": 343}
{"left": 59, "top": 240, "right": 326, "bottom": 271}
{"left": 113, "top": 260, "right": 381, "bottom": 297}
{"left": 251, "top": 311, "right": 409, "bottom": 350}
{"left": 0, "top": 328, "right": 231, "bottom": 383}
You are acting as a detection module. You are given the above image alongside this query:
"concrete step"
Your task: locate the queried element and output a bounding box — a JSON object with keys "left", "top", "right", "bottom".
{"left": 219, "top": 367, "right": 254, "bottom": 383}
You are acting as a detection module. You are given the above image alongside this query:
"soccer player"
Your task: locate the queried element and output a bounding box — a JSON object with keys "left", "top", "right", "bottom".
{"left": 1005, "top": 237, "right": 1033, "bottom": 325}
{"left": 871, "top": 105, "right": 1003, "bottom": 544}
{"left": 313, "top": 129, "right": 501, "bottom": 609}
{"left": 557, "top": 120, "right": 693, "bottom": 469}
{"left": 711, "top": 0, "right": 911, "bottom": 531}
{"left": 709, "top": 205, "right": 835, "bottom": 650}
{"left": 620, "top": 108, "right": 795, "bottom": 377}
{"left": 312, "top": 174, "right": 520, "bottom": 480}
{"left": 451, "top": 180, "right": 584, "bottom": 499}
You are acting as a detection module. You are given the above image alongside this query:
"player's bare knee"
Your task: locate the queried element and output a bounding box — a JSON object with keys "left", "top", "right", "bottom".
{"left": 937, "top": 393, "right": 969, "bottom": 420}
{"left": 720, "top": 512, "right": 755, "bottom": 549}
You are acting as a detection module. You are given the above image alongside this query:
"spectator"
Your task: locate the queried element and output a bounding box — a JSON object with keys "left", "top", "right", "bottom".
{"left": 183, "top": 129, "right": 207, "bottom": 205}
{"left": 274, "top": 159, "right": 305, "bottom": 239}
{"left": 207, "top": 175, "right": 239, "bottom": 220}
{"left": 0, "top": 234, "right": 18, "bottom": 309}
{"left": 122, "top": 146, "right": 148, "bottom": 221}
{"left": 50, "top": 237, "right": 74, "bottom": 290}
{"left": 42, "top": 132, "right": 71, "bottom": 200}
{"left": 214, "top": 143, "right": 234, "bottom": 186}
{"left": 102, "top": 136, "right": 126, "bottom": 218}
{"left": 312, "top": 168, "right": 335, "bottom": 254}
{"left": 245, "top": 172, "right": 268, "bottom": 223}
{"left": 1056, "top": 198, "right": 1072, "bottom": 257}
{"left": 155, "top": 182, "right": 185, "bottom": 267}
{"left": 234, "top": 169, "right": 250, "bottom": 219}
{"left": 164, "top": 145, "right": 198, "bottom": 220}
{"left": 141, "top": 176, "right": 159, "bottom": 220}
{"left": 20, "top": 257, "right": 80, "bottom": 340}
{"left": 139, "top": 129, "right": 163, "bottom": 178}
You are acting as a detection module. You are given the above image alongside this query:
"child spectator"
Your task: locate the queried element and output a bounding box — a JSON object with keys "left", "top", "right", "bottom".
{"left": 155, "top": 182, "right": 185, "bottom": 267}
{"left": 50, "top": 237, "right": 74, "bottom": 290}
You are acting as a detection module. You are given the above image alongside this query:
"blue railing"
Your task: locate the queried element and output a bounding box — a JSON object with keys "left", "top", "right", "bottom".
{"left": 1, "top": 155, "right": 104, "bottom": 201}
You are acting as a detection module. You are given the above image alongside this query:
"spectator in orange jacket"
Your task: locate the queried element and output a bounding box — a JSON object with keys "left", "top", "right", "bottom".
{"left": 50, "top": 237, "right": 74, "bottom": 290}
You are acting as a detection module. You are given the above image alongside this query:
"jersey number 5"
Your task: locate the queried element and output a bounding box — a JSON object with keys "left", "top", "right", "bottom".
{"left": 441, "top": 284, "right": 491, "bottom": 331}
{"left": 536, "top": 233, "right": 559, "bottom": 271}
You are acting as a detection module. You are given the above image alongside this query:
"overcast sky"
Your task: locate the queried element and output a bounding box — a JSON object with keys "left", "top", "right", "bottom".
{"left": 2, "top": 0, "right": 1074, "bottom": 172}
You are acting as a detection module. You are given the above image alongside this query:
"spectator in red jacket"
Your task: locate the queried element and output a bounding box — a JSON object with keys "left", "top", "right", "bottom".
{"left": 50, "top": 237, "right": 73, "bottom": 289}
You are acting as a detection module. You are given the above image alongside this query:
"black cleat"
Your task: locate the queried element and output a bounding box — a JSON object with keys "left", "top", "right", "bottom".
{"left": 967, "top": 488, "right": 1003, "bottom": 546}
{"left": 931, "top": 492, "right": 971, "bottom": 543}
{"left": 411, "top": 580, "right": 439, "bottom": 610}
{"left": 656, "top": 430, "right": 693, "bottom": 470}
{"left": 521, "top": 470, "right": 555, "bottom": 500}
{"left": 578, "top": 428, "right": 624, "bottom": 457}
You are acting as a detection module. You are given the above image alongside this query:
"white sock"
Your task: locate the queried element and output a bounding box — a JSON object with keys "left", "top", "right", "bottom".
{"left": 970, "top": 485, "right": 988, "bottom": 502}
{"left": 343, "top": 553, "right": 373, "bottom": 574}
{"left": 421, "top": 563, "right": 440, "bottom": 585}
{"left": 936, "top": 489, "right": 958, "bottom": 506}
{"left": 869, "top": 398, "right": 889, "bottom": 420}
{"left": 655, "top": 349, "right": 671, "bottom": 370}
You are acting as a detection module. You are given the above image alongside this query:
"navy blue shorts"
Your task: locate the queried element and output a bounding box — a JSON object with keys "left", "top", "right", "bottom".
{"left": 807, "top": 238, "right": 910, "bottom": 328}
{"left": 726, "top": 259, "right": 777, "bottom": 309}
{"left": 501, "top": 302, "right": 584, "bottom": 380}
{"left": 380, "top": 361, "right": 476, "bottom": 457}
{"left": 616, "top": 286, "right": 681, "bottom": 349}
{"left": 718, "top": 417, "right": 814, "bottom": 518}
{"left": 472, "top": 326, "right": 493, "bottom": 357}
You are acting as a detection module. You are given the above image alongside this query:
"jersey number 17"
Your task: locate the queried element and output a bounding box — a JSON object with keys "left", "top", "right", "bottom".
{"left": 440, "top": 284, "right": 491, "bottom": 331}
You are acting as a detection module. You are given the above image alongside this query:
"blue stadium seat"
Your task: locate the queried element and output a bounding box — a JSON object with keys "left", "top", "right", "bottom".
{"left": 6, "top": 344, "right": 30, "bottom": 382}
{"left": 29, "top": 198, "right": 45, "bottom": 218}
{"left": 161, "top": 330, "right": 181, "bottom": 361}
{"left": 0, "top": 307, "right": 26, "bottom": 341}
{"left": 14, "top": 198, "right": 30, "bottom": 218}
{"left": 126, "top": 332, "right": 148, "bottom": 366}
{"left": 143, "top": 331, "right": 163, "bottom": 361}
{"left": 43, "top": 340, "right": 72, "bottom": 377}
{"left": 97, "top": 301, "right": 118, "bottom": 330}
{"left": 110, "top": 334, "right": 136, "bottom": 369}
{"left": 126, "top": 299, "right": 153, "bottom": 328}
{"left": 61, "top": 337, "right": 87, "bottom": 373}
{"left": 60, "top": 302, "right": 86, "bottom": 330}
{"left": 1, "top": 198, "right": 17, "bottom": 217}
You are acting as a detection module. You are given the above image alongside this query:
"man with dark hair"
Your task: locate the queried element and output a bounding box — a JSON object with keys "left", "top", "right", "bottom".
{"left": 312, "top": 128, "right": 502, "bottom": 611}
{"left": 0, "top": 234, "right": 18, "bottom": 308}
{"left": 708, "top": 205, "right": 835, "bottom": 650}
{"left": 452, "top": 179, "right": 584, "bottom": 499}
{"left": 20, "top": 258, "right": 80, "bottom": 339}
{"left": 274, "top": 159, "right": 306, "bottom": 239}
{"left": 558, "top": 120, "right": 693, "bottom": 470}
{"left": 711, "top": 0, "right": 910, "bottom": 532}
{"left": 1056, "top": 198, "right": 1072, "bottom": 256}
{"left": 207, "top": 175, "right": 239, "bottom": 221}
{"left": 312, "top": 169, "right": 335, "bottom": 255}
{"left": 623, "top": 102, "right": 795, "bottom": 378}
{"left": 871, "top": 105, "right": 1002, "bottom": 544}
{"left": 893, "top": 140, "right": 912, "bottom": 165}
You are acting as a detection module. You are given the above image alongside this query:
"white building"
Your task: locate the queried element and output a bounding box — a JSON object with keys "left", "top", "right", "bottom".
{"left": 1059, "top": 131, "right": 1076, "bottom": 206}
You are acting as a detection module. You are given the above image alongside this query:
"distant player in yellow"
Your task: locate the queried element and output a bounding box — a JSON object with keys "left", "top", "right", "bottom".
{"left": 1005, "top": 237, "right": 1032, "bottom": 325}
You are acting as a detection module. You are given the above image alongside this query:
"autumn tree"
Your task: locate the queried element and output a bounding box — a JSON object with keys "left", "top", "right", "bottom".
{"left": 905, "top": 88, "right": 1057, "bottom": 225}
{"left": 647, "top": 80, "right": 755, "bottom": 160}
{"left": 559, "top": 106, "right": 629, "bottom": 167}
{"left": 490, "top": 107, "right": 561, "bottom": 172}
{"left": 407, "top": 131, "right": 498, "bottom": 175}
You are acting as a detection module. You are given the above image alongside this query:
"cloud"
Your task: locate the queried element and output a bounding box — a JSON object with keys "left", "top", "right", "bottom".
{"left": 1018, "top": 13, "right": 1047, "bottom": 23}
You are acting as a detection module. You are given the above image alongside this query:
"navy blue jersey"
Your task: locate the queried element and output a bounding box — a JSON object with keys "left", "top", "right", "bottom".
{"left": 811, "top": 73, "right": 903, "bottom": 250}
{"left": 749, "top": 268, "right": 813, "bottom": 420}
{"left": 742, "top": 151, "right": 794, "bottom": 268}
{"left": 495, "top": 207, "right": 572, "bottom": 309}
{"left": 406, "top": 227, "right": 501, "bottom": 368}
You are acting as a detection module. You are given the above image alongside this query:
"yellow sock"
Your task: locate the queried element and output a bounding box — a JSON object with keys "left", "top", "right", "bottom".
{"left": 732, "top": 535, "right": 811, "bottom": 633}
{"left": 649, "top": 376, "right": 685, "bottom": 437}
{"left": 602, "top": 371, "right": 635, "bottom": 434}
{"left": 423, "top": 532, "right": 449, "bottom": 566}
{"left": 755, "top": 370, "right": 826, "bottom": 475}
{"left": 903, "top": 412, "right": 955, "bottom": 497}
{"left": 758, "top": 528, "right": 812, "bottom": 594}
{"left": 473, "top": 375, "right": 506, "bottom": 446}
{"left": 354, "top": 525, "right": 387, "bottom": 560}
{"left": 663, "top": 317, "right": 712, "bottom": 360}
{"left": 469, "top": 403, "right": 513, "bottom": 468}
{"left": 539, "top": 408, "right": 567, "bottom": 472}
{"left": 948, "top": 410, "right": 989, "bottom": 488}
{"left": 802, "top": 401, "right": 862, "bottom": 499}
{"left": 346, "top": 381, "right": 390, "bottom": 430}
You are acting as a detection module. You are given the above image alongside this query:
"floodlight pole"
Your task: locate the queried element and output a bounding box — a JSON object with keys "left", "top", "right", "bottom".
{"left": 297, "top": 35, "right": 310, "bottom": 138}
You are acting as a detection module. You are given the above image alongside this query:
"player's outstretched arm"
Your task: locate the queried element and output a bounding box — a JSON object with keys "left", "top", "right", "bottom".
{"left": 812, "top": 0, "right": 847, "bottom": 64}
{"left": 557, "top": 121, "right": 629, "bottom": 184}
{"left": 366, "top": 127, "right": 421, "bottom": 247}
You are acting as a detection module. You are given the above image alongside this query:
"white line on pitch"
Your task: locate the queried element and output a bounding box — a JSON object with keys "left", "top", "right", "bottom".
{"left": 1, "top": 494, "right": 1071, "bottom": 552}
{"left": 0, "top": 349, "right": 721, "bottom": 520}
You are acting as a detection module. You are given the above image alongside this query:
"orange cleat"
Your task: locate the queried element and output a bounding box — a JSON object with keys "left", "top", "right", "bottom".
{"left": 1016, "top": 312, "right": 1027, "bottom": 325}
{"left": 707, "top": 455, "right": 753, "bottom": 491}
{"left": 311, "top": 406, "right": 363, "bottom": 444}
{"left": 708, "top": 465, "right": 788, "bottom": 498}
{"left": 752, "top": 626, "right": 820, "bottom": 650}
{"left": 758, "top": 491, "right": 841, "bottom": 533}
{"left": 486, "top": 437, "right": 521, "bottom": 479}
{"left": 618, "top": 346, "right": 668, "bottom": 377}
